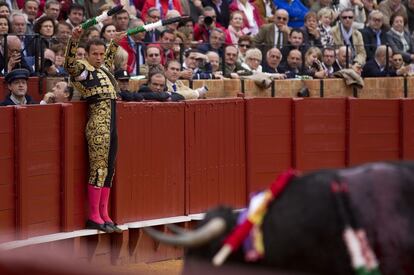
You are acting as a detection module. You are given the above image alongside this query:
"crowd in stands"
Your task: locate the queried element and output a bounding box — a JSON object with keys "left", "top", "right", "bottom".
{"left": 1, "top": 0, "right": 414, "bottom": 105}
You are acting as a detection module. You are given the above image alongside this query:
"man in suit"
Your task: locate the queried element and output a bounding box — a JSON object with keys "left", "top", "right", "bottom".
{"left": 0, "top": 68, "right": 35, "bottom": 106}
{"left": 362, "top": 45, "right": 408, "bottom": 77}
{"left": 119, "top": 18, "right": 146, "bottom": 76}
{"left": 331, "top": 8, "right": 367, "bottom": 66}
{"left": 0, "top": 35, "right": 33, "bottom": 76}
{"left": 253, "top": 9, "right": 290, "bottom": 55}
{"left": 360, "top": 10, "right": 388, "bottom": 61}
{"left": 144, "top": 7, "right": 161, "bottom": 43}
{"left": 262, "top": 47, "right": 287, "bottom": 79}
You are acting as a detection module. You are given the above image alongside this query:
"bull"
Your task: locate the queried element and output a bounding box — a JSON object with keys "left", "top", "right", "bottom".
{"left": 145, "top": 161, "right": 414, "bottom": 275}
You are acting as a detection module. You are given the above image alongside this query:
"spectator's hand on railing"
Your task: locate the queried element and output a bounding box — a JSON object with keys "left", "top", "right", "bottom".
{"left": 71, "top": 26, "right": 83, "bottom": 41}
{"left": 180, "top": 69, "right": 193, "bottom": 80}
{"left": 352, "top": 63, "right": 362, "bottom": 75}
{"left": 397, "top": 65, "right": 410, "bottom": 76}
{"left": 230, "top": 73, "right": 240, "bottom": 79}
{"left": 213, "top": 71, "right": 224, "bottom": 79}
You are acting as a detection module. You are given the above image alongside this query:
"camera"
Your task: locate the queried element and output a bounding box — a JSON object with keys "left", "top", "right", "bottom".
{"left": 204, "top": 16, "right": 214, "bottom": 26}
{"left": 44, "top": 59, "right": 53, "bottom": 68}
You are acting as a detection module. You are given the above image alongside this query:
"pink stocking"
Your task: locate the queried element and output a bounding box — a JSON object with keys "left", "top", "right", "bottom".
{"left": 100, "top": 187, "right": 113, "bottom": 223}
{"left": 88, "top": 185, "right": 104, "bottom": 224}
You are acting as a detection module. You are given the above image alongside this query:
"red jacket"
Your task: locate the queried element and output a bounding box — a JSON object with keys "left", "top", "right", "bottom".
{"left": 119, "top": 36, "right": 142, "bottom": 75}
{"left": 141, "top": 0, "right": 182, "bottom": 20}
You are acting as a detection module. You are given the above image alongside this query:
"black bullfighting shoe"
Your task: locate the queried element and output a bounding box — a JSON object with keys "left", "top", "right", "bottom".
{"left": 105, "top": 222, "right": 123, "bottom": 233}
{"left": 86, "top": 219, "right": 114, "bottom": 233}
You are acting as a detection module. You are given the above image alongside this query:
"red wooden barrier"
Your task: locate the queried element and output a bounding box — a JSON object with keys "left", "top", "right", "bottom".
{"left": 0, "top": 107, "right": 15, "bottom": 242}
{"left": 294, "top": 98, "right": 347, "bottom": 171}
{"left": 185, "top": 99, "right": 246, "bottom": 214}
{"left": 401, "top": 99, "right": 414, "bottom": 159}
{"left": 114, "top": 102, "right": 186, "bottom": 223}
{"left": 347, "top": 99, "right": 401, "bottom": 165}
{"left": 245, "top": 98, "right": 293, "bottom": 193}
{"left": 15, "top": 104, "right": 62, "bottom": 239}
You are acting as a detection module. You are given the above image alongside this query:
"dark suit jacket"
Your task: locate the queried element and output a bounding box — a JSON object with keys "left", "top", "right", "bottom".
{"left": 144, "top": 29, "right": 161, "bottom": 44}
{"left": 386, "top": 30, "right": 414, "bottom": 63}
{"left": 361, "top": 59, "right": 397, "bottom": 77}
{"left": 0, "top": 51, "right": 34, "bottom": 76}
{"left": 0, "top": 94, "right": 36, "bottom": 106}
{"left": 360, "top": 27, "right": 388, "bottom": 61}
{"left": 138, "top": 85, "right": 185, "bottom": 101}
{"left": 202, "top": 0, "right": 230, "bottom": 28}
{"left": 253, "top": 23, "right": 289, "bottom": 55}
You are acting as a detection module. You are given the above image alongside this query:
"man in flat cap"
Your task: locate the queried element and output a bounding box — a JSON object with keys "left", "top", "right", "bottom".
{"left": 0, "top": 69, "right": 36, "bottom": 106}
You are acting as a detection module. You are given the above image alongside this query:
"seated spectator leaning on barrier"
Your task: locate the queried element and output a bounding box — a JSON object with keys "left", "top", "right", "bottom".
{"left": 321, "top": 47, "right": 338, "bottom": 77}
{"left": 223, "top": 44, "right": 248, "bottom": 78}
{"left": 391, "top": 52, "right": 405, "bottom": 71}
{"left": 262, "top": 47, "right": 287, "bottom": 79}
{"left": 0, "top": 35, "right": 33, "bottom": 75}
{"left": 362, "top": 45, "right": 409, "bottom": 77}
{"left": 114, "top": 69, "right": 144, "bottom": 101}
{"left": 138, "top": 70, "right": 185, "bottom": 101}
{"left": 331, "top": 8, "right": 367, "bottom": 66}
{"left": 0, "top": 69, "right": 36, "bottom": 106}
{"left": 40, "top": 81, "right": 73, "bottom": 104}
{"left": 206, "top": 51, "right": 223, "bottom": 78}
{"left": 165, "top": 60, "right": 208, "bottom": 99}
{"left": 279, "top": 49, "right": 303, "bottom": 78}
{"left": 181, "top": 49, "right": 214, "bottom": 80}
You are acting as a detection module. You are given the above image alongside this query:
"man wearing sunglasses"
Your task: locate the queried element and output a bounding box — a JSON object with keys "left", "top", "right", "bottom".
{"left": 360, "top": 10, "right": 387, "bottom": 61}
{"left": 331, "top": 8, "right": 366, "bottom": 66}
{"left": 253, "top": 9, "right": 290, "bottom": 56}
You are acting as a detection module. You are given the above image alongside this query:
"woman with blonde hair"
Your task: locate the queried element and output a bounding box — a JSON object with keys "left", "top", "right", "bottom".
{"left": 242, "top": 48, "right": 263, "bottom": 73}
{"left": 304, "top": 47, "right": 326, "bottom": 78}
{"left": 114, "top": 47, "right": 129, "bottom": 72}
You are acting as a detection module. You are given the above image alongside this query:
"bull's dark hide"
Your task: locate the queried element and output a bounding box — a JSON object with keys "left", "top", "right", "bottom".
{"left": 185, "top": 162, "right": 414, "bottom": 275}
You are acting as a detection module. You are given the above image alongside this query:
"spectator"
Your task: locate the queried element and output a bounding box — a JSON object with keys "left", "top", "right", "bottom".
{"left": 203, "top": 0, "right": 230, "bottom": 28}
{"left": 181, "top": 48, "right": 214, "bottom": 79}
{"left": 317, "top": 7, "right": 335, "bottom": 47}
{"left": 263, "top": 47, "right": 287, "bottom": 78}
{"left": 311, "top": 0, "right": 334, "bottom": 12}
{"left": 138, "top": 71, "right": 185, "bottom": 101}
{"left": 84, "top": 0, "right": 106, "bottom": 19}
{"left": 242, "top": 48, "right": 263, "bottom": 73}
{"left": 280, "top": 49, "right": 303, "bottom": 78}
{"left": 23, "top": 0, "right": 39, "bottom": 34}
{"left": 119, "top": 19, "right": 146, "bottom": 75}
{"left": 335, "top": 45, "right": 354, "bottom": 70}
{"left": 303, "top": 47, "right": 326, "bottom": 78}
{"left": 0, "top": 2, "right": 10, "bottom": 17}
{"left": 66, "top": 4, "right": 84, "bottom": 29}
{"left": 386, "top": 14, "right": 414, "bottom": 64}
{"left": 0, "top": 69, "right": 35, "bottom": 106}
{"left": 361, "top": 10, "right": 388, "bottom": 61}
{"left": 55, "top": 21, "right": 72, "bottom": 45}
{"left": 40, "top": 81, "right": 73, "bottom": 104}
{"left": 225, "top": 11, "right": 249, "bottom": 46}
{"left": 301, "top": 11, "right": 322, "bottom": 47}
{"left": 229, "top": 0, "right": 263, "bottom": 36}
{"left": 198, "top": 28, "right": 224, "bottom": 58}
{"left": 206, "top": 51, "right": 223, "bottom": 78}
{"left": 43, "top": 0, "right": 61, "bottom": 22}
{"left": 140, "top": 44, "right": 163, "bottom": 77}
{"left": 274, "top": 0, "right": 308, "bottom": 27}
{"left": 113, "top": 47, "right": 129, "bottom": 72}
{"left": 0, "top": 35, "right": 33, "bottom": 75}
{"left": 280, "top": 28, "right": 307, "bottom": 65}
{"left": 114, "top": 69, "right": 144, "bottom": 101}
{"left": 237, "top": 35, "right": 252, "bottom": 64}
{"left": 181, "top": 1, "right": 202, "bottom": 24}
{"left": 42, "top": 48, "right": 59, "bottom": 76}
{"left": 144, "top": 8, "right": 161, "bottom": 43}
{"left": 100, "top": 24, "right": 116, "bottom": 45}
{"left": 141, "top": 0, "right": 183, "bottom": 19}
{"left": 165, "top": 60, "right": 207, "bottom": 99}
{"left": 10, "top": 11, "right": 27, "bottom": 36}
{"left": 391, "top": 52, "right": 404, "bottom": 70}
{"left": 253, "top": 9, "right": 290, "bottom": 55}
{"left": 193, "top": 6, "right": 225, "bottom": 42}
{"left": 338, "top": 0, "right": 366, "bottom": 29}
{"left": 253, "top": 0, "right": 276, "bottom": 24}
{"left": 165, "top": 10, "right": 181, "bottom": 32}
{"left": 0, "top": 15, "right": 10, "bottom": 35}
{"left": 321, "top": 47, "right": 338, "bottom": 77}
{"left": 50, "top": 43, "right": 67, "bottom": 76}
{"left": 75, "top": 43, "right": 86, "bottom": 60}
{"left": 26, "top": 16, "right": 56, "bottom": 57}
{"left": 223, "top": 44, "right": 247, "bottom": 78}
{"left": 379, "top": 0, "right": 407, "bottom": 30}
{"left": 158, "top": 29, "right": 176, "bottom": 65}
{"left": 362, "top": 45, "right": 408, "bottom": 76}
{"left": 331, "top": 8, "right": 367, "bottom": 66}
{"left": 113, "top": 9, "right": 129, "bottom": 32}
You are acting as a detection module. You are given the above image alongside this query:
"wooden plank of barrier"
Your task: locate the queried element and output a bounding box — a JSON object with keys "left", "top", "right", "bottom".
{"left": 192, "top": 79, "right": 227, "bottom": 98}
{"left": 15, "top": 105, "right": 62, "bottom": 239}
{"left": 185, "top": 99, "right": 246, "bottom": 214}
{"left": 114, "top": 102, "right": 185, "bottom": 224}
{"left": 243, "top": 79, "right": 271, "bottom": 97}
{"left": 0, "top": 107, "right": 16, "bottom": 243}
{"left": 347, "top": 99, "right": 400, "bottom": 165}
{"left": 401, "top": 99, "right": 414, "bottom": 159}
{"left": 294, "top": 98, "right": 347, "bottom": 171}
{"left": 245, "top": 98, "right": 293, "bottom": 193}
{"left": 223, "top": 79, "right": 241, "bottom": 97}
{"left": 360, "top": 77, "right": 404, "bottom": 99}
{"left": 322, "top": 78, "right": 354, "bottom": 98}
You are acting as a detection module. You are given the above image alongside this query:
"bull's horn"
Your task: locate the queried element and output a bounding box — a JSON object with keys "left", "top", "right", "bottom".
{"left": 143, "top": 218, "right": 226, "bottom": 248}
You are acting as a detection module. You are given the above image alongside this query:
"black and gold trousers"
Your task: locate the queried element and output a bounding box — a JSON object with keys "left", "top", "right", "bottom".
{"left": 86, "top": 98, "right": 117, "bottom": 188}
